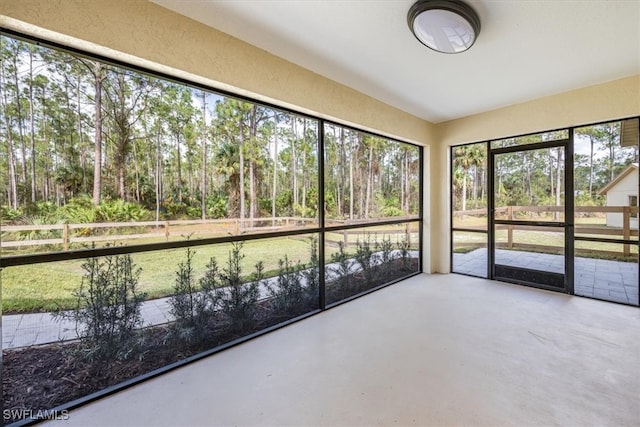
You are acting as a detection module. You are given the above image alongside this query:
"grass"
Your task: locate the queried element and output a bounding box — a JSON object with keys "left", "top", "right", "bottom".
{"left": 454, "top": 228, "right": 638, "bottom": 261}
{"left": 1, "top": 236, "right": 316, "bottom": 314}
{"left": 1, "top": 226, "right": 421, "bottom": 313}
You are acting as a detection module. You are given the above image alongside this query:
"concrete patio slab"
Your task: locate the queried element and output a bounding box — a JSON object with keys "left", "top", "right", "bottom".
{"left": 453, "top": 248, "right": 639, "bottom": 306}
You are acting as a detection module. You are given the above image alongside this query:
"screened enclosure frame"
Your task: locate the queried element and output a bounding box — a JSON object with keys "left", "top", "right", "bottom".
{"left": 450, "top": 116, "right": 640, "bottom": 307}
{"left": 0, "top": 29, "right": 423, "bottom": 425}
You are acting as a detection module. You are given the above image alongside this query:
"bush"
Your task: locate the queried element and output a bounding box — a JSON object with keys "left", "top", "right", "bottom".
{"left": 54, "top": 254, "right": 147, "bottom": 366}
{"left": 397, "top": 233, "right": 412, "bottom": 270}
{"left": 376, "top": 234, "right": 396, "bottom": 265}
{"left": 59, "top": 196, "right": 96, "bottom": 224}
{"left": 206, "top": 193, "right": 228, "bottom": 219}
{"left": 301, "top": 237, "right": 320, "bottom": 307}
{"left": 170, "top": 248, "right": 217, "bottom": 344}
{"left": 96, "top": 199, "right": 150, "bottom": 222}
{"left": 381, "top": 206, "right": 404, "bottom": 217}
{"left": 329, "top": 241, "right": 353, "bottom": 296}
{"left": 215, "top": 242, "right": 262, "bottom": 334}
{"left": 266, "top": 255, "right": 305, "bottom": 316}
{"left": 162, "top": 201, "right": 189, "bottom": 219}
{"left": 0, "top": 205, "right": 23, "bottom": 223}
{"left": 354, "top": 234, "right": 376, "bottom": 284}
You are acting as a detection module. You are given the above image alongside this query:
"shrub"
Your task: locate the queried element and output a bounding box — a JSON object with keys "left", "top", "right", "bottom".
{"left": 206, "top": 193, "right": 228, "bottom": 219}
{"left": 301, "top": 237, "right": 320, "bottom": 307}
{"left": 54, "top": 254, "right": 147, "bottom": 366}
{"left": 162, "top": 201, "right": 189, "bottom": 219}
{"left": 381, "top": 206, "right": 404, "bottom": 217}
{"left": 11, "top": 215, "right": 63, "bottom": 242}
{"left": 354, "top": 234, "right": 376, "bottom": 284}
{"left": 170, "top": 248, "right": 217, "bottom": 344}
{"left": 266, "top": 255, "right": 305, "bottom": 316}
{"left": 96, "top": 199, "right": 150, "bottom": 222}
{"left": 397, "top": 233, "right": 412, "bottom": 271}
{"left": 376, "top": 234, "right": 396, "bottom": 265}
{"left": 215, "top": 242, "right": 262, "bottom": 334}
{"left": 329, "top": 241, "right": 352, "bottom": 295}
{"left": 59, "top": 196, "right": 96, "bottom": 224}
{"left": 0, "top": 205, "right": 23, "bottom": 223}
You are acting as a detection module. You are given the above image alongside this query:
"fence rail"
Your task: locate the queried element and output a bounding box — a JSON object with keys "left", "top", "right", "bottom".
{"left": 453, "top": 205, "right": 639, "bottom": 257}
{"left": 1, "top": 216, "right": 419, "bottom": 251}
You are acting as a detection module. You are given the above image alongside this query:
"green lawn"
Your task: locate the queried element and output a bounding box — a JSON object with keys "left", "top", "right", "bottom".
{"left": 1, "top": 236, "right": 316, "bottom": 314}
{"left": 1, "top": 223, "right": 421, "bottom": 314}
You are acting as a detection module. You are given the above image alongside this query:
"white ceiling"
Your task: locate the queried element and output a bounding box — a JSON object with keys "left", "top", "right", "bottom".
{"left": 152, "top": 0, "right": 640, "bottom": 124}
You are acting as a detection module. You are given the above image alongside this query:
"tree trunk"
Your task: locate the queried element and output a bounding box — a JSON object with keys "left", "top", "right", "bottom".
{"left": 349, "top": 146, "right": 354, "bottom": 220}
{"left": 301, "top": 119, "right": 307, "bottom": 217}
{"left": 133, "top": 141, "right": 141, "bottom": 202}
{"left": 400, "top": 150, "right": 405, "bottom": 214}
{"left": 588, "top": 135, "right": 594, "bottom": 198}
{"left": 365, "top": 142, "right": 373, "bottom": 218}
{"left": 292, "top": 115, "right": 298, "bottom": 208}
{"left": 12, "top": 53, "right": 28, "bottom": 192}
{"left": 271, "top": 112, "right": 278, "bottom": 225}
{"left": 155, "top": 125, "right": 162, "bottom": 222}
{"left": 28, "top": 49, "right": 37, "bottom": 203}
{"left": 239, "top": 122, "right": 246, "bottom": 230}
{"left": 1, "top": 64, "right": 18, "bottom": 209}
{"left": 92, "top": 62, "right": 103, "bottom": 205}
{"left": 555, "top": 148, "right": 562, "bottom": 221}
{"left": 461, "top": 170, "right": 467, "bottom": 213}
{"left": 201, "top": 91, "right": 207, "bottom": 220}
{"left": 249, "top": 106, "right": 258, "bottom": 227}
{"left": 404, "top": 151, "right": 410, "bottom": 212}
{"left": 176, "top": 135, "right": 183, "bottom": 202}
{"left": 117, "top": 137, "right": 127, "bottom": 200}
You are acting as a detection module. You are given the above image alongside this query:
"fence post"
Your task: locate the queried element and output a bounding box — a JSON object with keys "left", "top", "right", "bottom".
{"left": 164, "top": 221, "right": 170, "bottom": 241}
{"left": 623, "top": 207, "right": 630, "bottom": 256}
{"left": 507, "top": 206, "right": 513, "bottom": 249}
{"left": 62, "top": 223, "right": 69, "bottom": 251}
{"left": 343, "top": 230, "right": 348, "bottom": 248}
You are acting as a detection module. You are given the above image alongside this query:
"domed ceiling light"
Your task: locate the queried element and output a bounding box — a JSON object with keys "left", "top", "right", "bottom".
{"left": 408, "top": 0, "right": 481, "bottom": 54}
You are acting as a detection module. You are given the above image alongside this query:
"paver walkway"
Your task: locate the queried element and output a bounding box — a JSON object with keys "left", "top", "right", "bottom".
{"left": 453, "top": 248, "right": 639, "bottom": 305}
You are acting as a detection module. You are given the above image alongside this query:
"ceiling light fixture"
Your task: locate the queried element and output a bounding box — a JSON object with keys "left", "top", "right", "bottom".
{"left": 408, "top": 0, "right": 481, "bottom": 54}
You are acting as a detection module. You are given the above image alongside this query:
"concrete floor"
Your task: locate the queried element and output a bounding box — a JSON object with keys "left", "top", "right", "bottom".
{"left": 49, "top": 274, "right": 640, "bottom": 427}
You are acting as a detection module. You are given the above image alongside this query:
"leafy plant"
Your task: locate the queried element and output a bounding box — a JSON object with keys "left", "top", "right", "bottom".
{"left": 354, "top": 234, "right": 376, "bottom": 284}
{"left": 397, "top": 233, "right": 412, "bottom": 271}
{"left": 301, "top": 237, "right": 320, "bottom": 307}
{"left": 381, "top": 206, "right": 404, "bottom": 217}
{"left": 206, "top": 193, "right": 228, "bottom": 219}
{"left": 53, "top": 254, "right": 147, "bottom": 365}
{"left": 170, "top": 248, "right": 217, "bottom": 344}
{"left": 215, "top": 242, "right": 261, "bottom": 334}
{"left": 330, "top": 241, "right": 353, "bottom": 296}
{"left": 266, "top": 255, "right": 305, "bottom": 316}
{"left": 59, "top": 196, "right": 97, "bottom": 224}
{"left": 96, "top": 199, "right": 150, "bottom": 222}
{"left": 376, "top": 234, "right": 396, "bottom": 265}
{"left": 0, "top": 205, "right": 23, "bottom": 223}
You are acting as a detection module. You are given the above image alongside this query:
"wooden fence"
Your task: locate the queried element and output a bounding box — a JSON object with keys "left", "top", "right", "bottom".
{"left": 453, "top": 205, "right": 639, "bottom": 257}
{"left": 0, "top": 216, "right": 419, "bottom": 251}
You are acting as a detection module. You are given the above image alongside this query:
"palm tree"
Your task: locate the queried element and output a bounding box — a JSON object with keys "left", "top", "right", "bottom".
{"left": 453, "top": 145, "right": 476, "bottom": 214}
